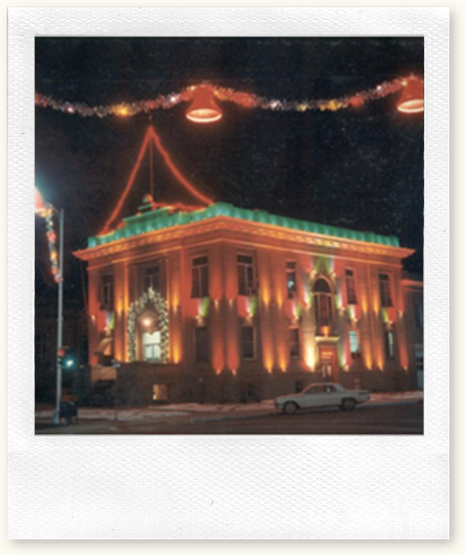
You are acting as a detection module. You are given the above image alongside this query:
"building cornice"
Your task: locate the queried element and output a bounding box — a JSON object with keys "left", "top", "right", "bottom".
{"left": 74, "top": 216, "right": 414, "bottom": 263}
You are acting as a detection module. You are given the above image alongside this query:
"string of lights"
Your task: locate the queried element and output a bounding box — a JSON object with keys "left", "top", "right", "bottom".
{"left": 35, "top": 188, "right": 61, "bottom": 282}
{"left": 34, "top": 75, "right": 423, "bottom": 120}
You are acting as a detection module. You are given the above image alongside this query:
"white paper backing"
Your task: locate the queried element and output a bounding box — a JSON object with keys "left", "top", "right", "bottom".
{"left": 7, "top": 7, "right": 449, "bottom": 539}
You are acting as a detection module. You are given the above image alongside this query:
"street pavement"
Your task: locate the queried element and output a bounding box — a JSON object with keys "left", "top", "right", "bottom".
{"left": 35, "top": 391, "right": 423, "bottom": 435}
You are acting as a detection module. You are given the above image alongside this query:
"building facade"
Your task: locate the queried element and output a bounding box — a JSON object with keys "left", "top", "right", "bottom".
{"left": 402, "top": 272, "right": 424, "bottom": 389}
{"left": 75, "top": 198, "right": 422, "bottom": 404}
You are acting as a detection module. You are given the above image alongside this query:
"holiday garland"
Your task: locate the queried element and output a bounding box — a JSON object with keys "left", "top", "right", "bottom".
{"left": 44, "top": 208, "right": 61, "bottom": 282}
{"left": 35, "top": 189, "right": 61, "bottom": 283}
{"left": 35, "top": 76, "right": 420, "bottom": 118}
{"left": 127, "top": 287, "right": 169, "bottom": 363}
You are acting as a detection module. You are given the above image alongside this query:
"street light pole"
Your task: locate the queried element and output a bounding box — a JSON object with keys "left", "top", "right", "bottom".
{"left": 52, "top": 208, "right": 64, "bottom": 425}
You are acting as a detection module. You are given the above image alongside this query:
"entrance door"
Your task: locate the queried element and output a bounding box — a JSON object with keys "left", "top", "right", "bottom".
{"left": 318, "top": 345, "right": 338, "bottom": 382}
{"left": 143, "top": 331, "right": 161, "bottom": 362}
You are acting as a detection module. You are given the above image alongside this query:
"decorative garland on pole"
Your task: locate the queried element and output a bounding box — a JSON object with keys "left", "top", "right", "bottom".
{"left": 35, "top": 188, "right": 61, "bottom": 283}
{"left": 127, "top": 288, "right": 169, "bottom": 363}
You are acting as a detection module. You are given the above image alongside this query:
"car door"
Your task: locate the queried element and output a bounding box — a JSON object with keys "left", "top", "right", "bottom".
{"left": 301, "top": 385, "right": 327, "bottom": 408}
{"left": 322, "top": 384, "right": 341, "bottom": 407}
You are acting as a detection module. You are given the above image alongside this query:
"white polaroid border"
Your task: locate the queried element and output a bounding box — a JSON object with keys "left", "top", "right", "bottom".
{"left": 7, "top": 7, "right": 449, "bottom": 539}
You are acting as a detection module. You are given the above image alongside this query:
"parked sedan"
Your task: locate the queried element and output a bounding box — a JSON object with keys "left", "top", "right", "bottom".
{"left": 275, "top": 383, "right": 370, "bottom": 415}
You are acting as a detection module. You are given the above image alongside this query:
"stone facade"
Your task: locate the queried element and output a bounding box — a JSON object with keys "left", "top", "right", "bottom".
{"left": 75, "top": 201, "right": 422, "bottom": 403}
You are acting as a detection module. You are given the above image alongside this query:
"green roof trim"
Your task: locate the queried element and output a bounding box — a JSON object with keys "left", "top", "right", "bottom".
{"left": 88, "top": 202, "right": 400, "bottom": 249}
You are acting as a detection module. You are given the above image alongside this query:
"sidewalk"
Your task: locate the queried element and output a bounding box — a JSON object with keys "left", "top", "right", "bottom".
{"left": 35, "top": 390, "right": 423, "bottom": 426}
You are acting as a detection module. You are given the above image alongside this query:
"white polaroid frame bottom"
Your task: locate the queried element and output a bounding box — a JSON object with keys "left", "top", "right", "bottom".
{"left": 7, "top": 7, "right": 449, "bottom": 539}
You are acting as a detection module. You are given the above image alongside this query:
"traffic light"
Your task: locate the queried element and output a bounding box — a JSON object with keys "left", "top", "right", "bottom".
{"left": 57, "top": 347, "right": 75, "bottom": 369}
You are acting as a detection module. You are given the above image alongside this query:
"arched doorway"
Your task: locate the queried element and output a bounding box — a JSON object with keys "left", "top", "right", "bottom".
{"left": 128, "top": 288, "right": 169, "bottom": 363}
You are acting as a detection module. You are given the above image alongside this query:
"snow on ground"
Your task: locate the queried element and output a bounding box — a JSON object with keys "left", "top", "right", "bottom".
{"left": 151, "top": 400, "right": 276, "bottom": 413}
{"left": 35, "top": 391, "right": 423, "bottom": 421}
{"left": 35, "top": 409, "right": 190, "bottom": 421}
{"left": 369, "top": 391, "right": 424, "bottom": 401}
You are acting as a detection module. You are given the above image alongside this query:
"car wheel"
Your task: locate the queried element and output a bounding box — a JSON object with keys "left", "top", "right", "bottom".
{"left": 283, "top": 402, "right": 298, "bottom": 415}
{"left": 341, "top": 398, "right": 356, "bottom": 411}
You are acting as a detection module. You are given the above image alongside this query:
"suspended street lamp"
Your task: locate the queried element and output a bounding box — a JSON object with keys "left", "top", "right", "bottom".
{"left": 396, "top": 77, "right": 424, "bottom": 114}
{"left": 186, "top": 85, "right": 223, "bottom": 123}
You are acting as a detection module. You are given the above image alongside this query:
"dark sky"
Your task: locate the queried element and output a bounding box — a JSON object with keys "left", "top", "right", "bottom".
{"left": 35, "top": 37, "right": 424, "bottom": 305}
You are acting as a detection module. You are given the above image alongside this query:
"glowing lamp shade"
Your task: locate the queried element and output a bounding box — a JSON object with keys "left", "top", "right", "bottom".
{"left": 186, "top": 85, "right": 222, "bottom": 124}
{"left": 397, "top": 78, "right": 424, "bottom": 114}
{"left": 34, "top": 187, "right": 48, "bottom": 217}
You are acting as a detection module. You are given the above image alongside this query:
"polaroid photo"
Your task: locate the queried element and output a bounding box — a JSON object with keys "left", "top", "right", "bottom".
{"left": 8, "top": 7, "right": 449, "bottom": 539}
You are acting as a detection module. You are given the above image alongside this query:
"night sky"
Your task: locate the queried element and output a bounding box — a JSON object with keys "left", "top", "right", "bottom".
{"left": 35, "top": 37, "right": 424, "bottom": 306}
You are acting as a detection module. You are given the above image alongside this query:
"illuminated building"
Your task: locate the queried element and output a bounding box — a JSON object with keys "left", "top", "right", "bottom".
{"left": 74, "top": 199, "right": 422, "bottom": 403}
{"left": 402, "top": 272, "right": 424, "bottom": 389}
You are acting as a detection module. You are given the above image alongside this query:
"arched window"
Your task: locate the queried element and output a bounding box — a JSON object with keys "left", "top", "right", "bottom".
{"left": 313, "top": 278, "right": 334, "bottom": 329}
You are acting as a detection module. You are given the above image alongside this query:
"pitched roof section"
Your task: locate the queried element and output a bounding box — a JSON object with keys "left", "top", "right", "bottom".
{"left": 88, "top": 201, "right": 400, "bottom": 249}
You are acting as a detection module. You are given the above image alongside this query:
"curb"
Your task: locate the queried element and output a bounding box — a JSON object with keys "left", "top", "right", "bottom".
{"left": 35, "top": 398, "right": 423, "bottom": 427}
{"left": 185, "top": 398, "right": 423, "bottom": 424}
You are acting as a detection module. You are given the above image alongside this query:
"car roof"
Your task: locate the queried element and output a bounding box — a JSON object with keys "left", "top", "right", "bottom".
{"left": 309, "top": 383, "right": 345, "bottom": 390}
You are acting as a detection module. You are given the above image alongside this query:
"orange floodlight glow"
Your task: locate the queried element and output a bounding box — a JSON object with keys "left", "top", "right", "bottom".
{"left": 304, "top": 342, "right": 315, "bottom": 370}
{"left": 186, "top": 85, "right": 223, "bottom": 124}
{"left": 397, "top": 78, "right": 424, "bottom": 114}
{"left": 212, "top": 340, "right": 224, "bottom": 374}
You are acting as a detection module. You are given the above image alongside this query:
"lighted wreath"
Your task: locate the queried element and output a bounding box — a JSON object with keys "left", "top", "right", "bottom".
{"left": 128, "top": 287, "right": 169, "bottom": 363}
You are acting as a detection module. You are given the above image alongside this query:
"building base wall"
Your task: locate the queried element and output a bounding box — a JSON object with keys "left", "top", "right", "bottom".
{"left": 99, "top": 364, "right": 418, "bottom": 405}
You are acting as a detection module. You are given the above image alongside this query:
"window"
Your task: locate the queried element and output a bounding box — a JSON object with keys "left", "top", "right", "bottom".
{"left": 191, "top": 256, "right": 209, "bottom": 298}
{"left": 379, "top": 273, "right": 393, "bottom": 307}
{"left": 307, "top": 384, "right": 326, "bottom": 394}
{"left": 295, "top": 380, "right": 304, "bottom": 393}
{"left": 101, "top": 274, "right": 114, "bottom": 310}
{"left": 345, "top": 269, "right": 357, "bottom": 304}
{"left": 195, "top": 326, "right": 209, "bottom": 363}
{"left": 143, "top": 330, "right": 160, "bottom": 362}
{"left": 414, "top": 301, "right": 423, "bottom": 328}
{"left": 349, "top": 330, "right": 362, "bottom": 360}
{"left": 289, "top": 327, "right": 300, "bottom": 358}
{"left": 237, "top": 255, "right": 255, "bottom": 296}
{"left": 143, "top": 264, "right": 159, "bottom": 292}
{"left": 286, "top": 261, "right": 297, "bottom": 298}
{"left": 384, "top": 329, "right": 395, "bottom": 360}
{"left": 314, "top": 278, "right": 334, "bottom": 328}
{"left": 242, "top": 326, "right": 255, "bottom": 359}
{"left": 152, "top": 384, "right": 169, "bottom": 401}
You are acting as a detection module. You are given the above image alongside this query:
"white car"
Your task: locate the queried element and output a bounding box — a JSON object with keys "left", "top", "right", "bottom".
{"left": 275, "top": 383, "right": 370, "bottom": 415}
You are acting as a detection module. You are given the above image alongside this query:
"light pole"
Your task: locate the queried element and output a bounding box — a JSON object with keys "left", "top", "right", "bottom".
{"left": 53, "top": 208, "right": 64, "bottom": 425}
{"left": 35, "top": 188, "right": 65, "bottom": 425}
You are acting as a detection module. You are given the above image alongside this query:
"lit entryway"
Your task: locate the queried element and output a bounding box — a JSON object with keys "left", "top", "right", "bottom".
{"left": 152, "top": 384, "right": 169, "bottom": 401}
{"left": 143, "top": 330, "right": 161, "bottom": 362}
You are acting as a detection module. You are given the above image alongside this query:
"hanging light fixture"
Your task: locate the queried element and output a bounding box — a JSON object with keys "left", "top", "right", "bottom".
{"left": 34, "top": 187, "right": 48, "bottom": 217}
{"left": 186, "top": 85, "right": 222, "bottom": 123}
{"left": 397, "top": 77, "right": 424, "bottom": 114}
